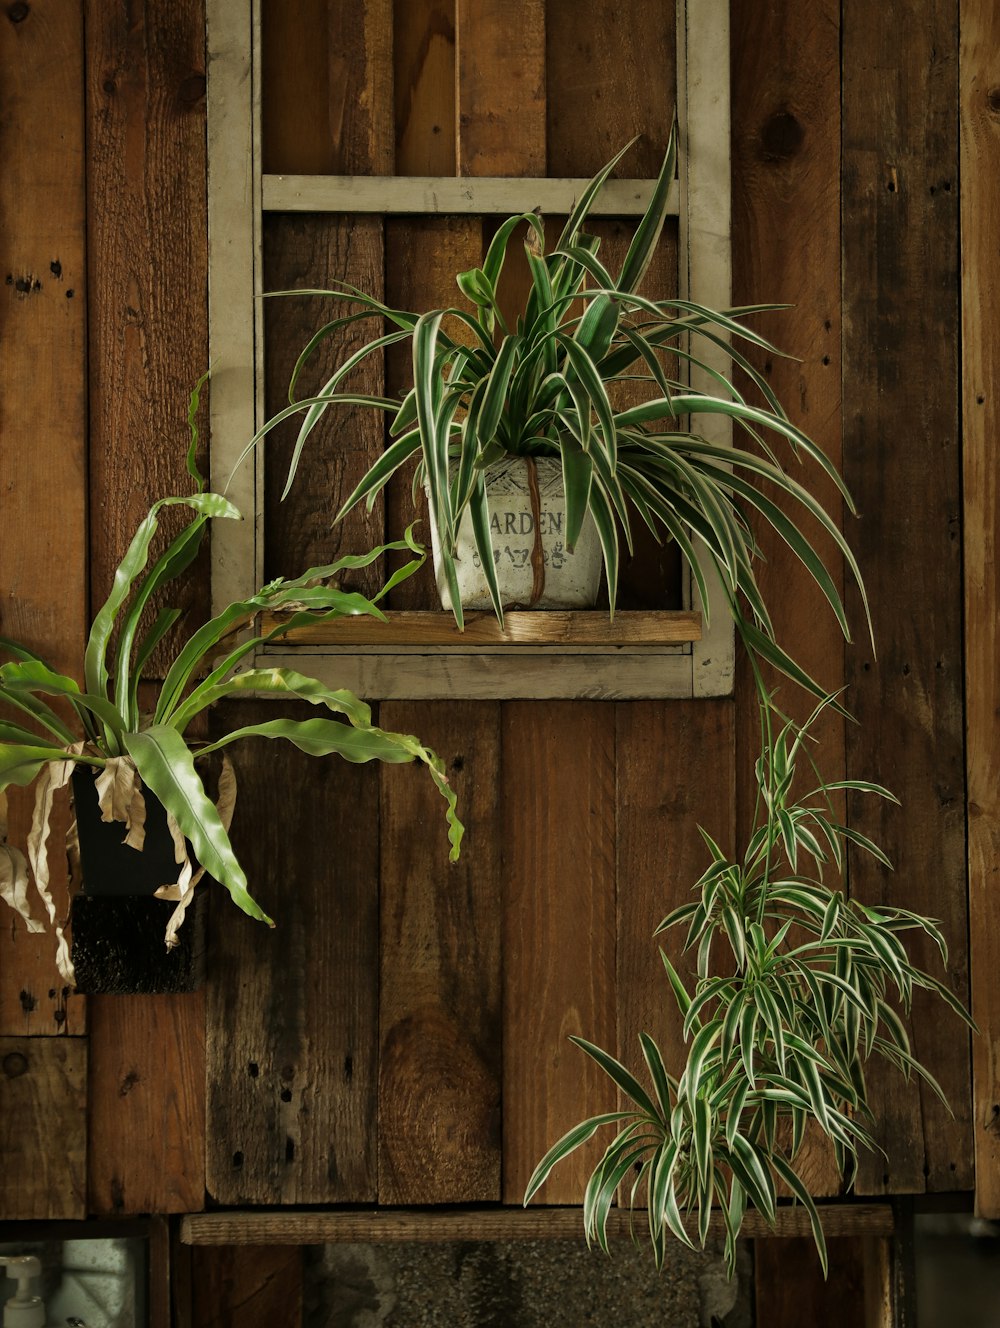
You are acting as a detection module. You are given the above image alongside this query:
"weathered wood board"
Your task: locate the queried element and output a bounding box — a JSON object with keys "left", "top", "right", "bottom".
{"left": 205, "top": 702, "right": 379, "bottom": 1204}
{"left": 0, "top": 0, "right": 88, "bottom": 1039}
{"left": 378, "top": 702, "right": 502, "bottom": 1203}
{"left": 501, "top": 702, "right": 617, "bottom": 1204}
{"left": 0, "top": 1035, "right": 86, "bottom": 1219}
{"left": 87, "top": 994, "right": 206, "bottom": 1215}
{"left": 842, "top": 0, "right": 971, "bottom": 1195}
{"left": 960, "top": 0, "right": 1000, "bottom": 1219}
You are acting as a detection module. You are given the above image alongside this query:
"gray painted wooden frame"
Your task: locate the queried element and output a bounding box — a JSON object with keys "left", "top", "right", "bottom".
{"left": 206, "top": 0, "right": 733, "bottom": 700}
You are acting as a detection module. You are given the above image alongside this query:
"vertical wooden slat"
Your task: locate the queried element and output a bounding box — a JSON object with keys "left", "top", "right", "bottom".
{"left": 502, "top": 702, "right": 617, "bottom": 1203}
{"left": 960, "top": 0, "right": 1000, "bottom": 1219}
{"left": 730, "top": 0, "right": 846, "bottom": 1198}
{"left": 85, "top": 0, "right": 209, "bottom": 614}
{"left": 87, "top": 994, "right": 206, "bottom": 1215}
{"left": 842, "top": 0, "right": 970, "bottom": 1194}
{"left": 190, "top": 1247, "right": 303, "bottom": 1328}
{"left": 262, "top": 216, "right": 387, "bottom": 590}
{"left": 394, "top": 0, "right": 456, "bottom": 176}
{"left": 616, "top": 700, "right": 734, "bottom": 1139}
{"left": 386, "top": 1, "right": 471, "bottom": 608}
{"left": 545, "top": 0, "right": 675, "bottom": 176}
{"left": 0, "top": 0, "right": 87, "bottom": 1039}
{"left": 754, "top": 1237, "right": 869, "bottom": 1326}
{"left": 0, "top": 1036, "right": 86, "bottom": 1219}
{"left": 205, "top": 705, "right": 379, "bottom": 1204}
{"left": 261, "top": 0, "right": 393, "bottom": 590}
{"left": 456, "top": 0, "right": 546, "bottom": 176}
{"left": 378, "top": 702, "right": 502, "bottom": 1203}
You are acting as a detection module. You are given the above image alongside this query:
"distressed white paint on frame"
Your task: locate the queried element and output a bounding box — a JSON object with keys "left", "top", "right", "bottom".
{"left": 205, "top": 0, "right": 735, "bottom": 700}
{"left": 263, "top": 174, "right": 680, "bottom": 216}
{"left": 206, "top": 0, "right": 262, "bottom": 612}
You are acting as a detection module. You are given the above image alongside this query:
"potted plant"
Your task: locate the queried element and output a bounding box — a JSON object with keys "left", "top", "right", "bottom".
{"left": 0, "top": 418, "right": 462, "bottom": 993}
{"left": 523, "top": 694, "right": 972, "bottom": 1275}
{"left": 241, "top": 124, "right": 868, "bottom": 699}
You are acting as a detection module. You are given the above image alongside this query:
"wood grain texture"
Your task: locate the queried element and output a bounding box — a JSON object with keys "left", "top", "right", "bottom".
{"left": 730, "top": 0, "right": 847, "bottom": 1199}
{"left": 456, "top": 0, "right": 546, "bottom": 177}
{"left": 87, "top": 993, "right": 206, "bottom": 1215}
{"left": 189, "top": 1246, "right": 303, "bottom": 1328}
{"left": 262, "top": 0, "right": 393, "bottom": 174}
{"left": 754, "top": 1236, "right": 869, "bottom": 1327}
{"left": 262, "top": 215, "right": 386, "bottom": 590}
{"left": 545, "top": 0, "right": 675, "bottom": 177}
{"left": 842, "top": 0, "right": 970, "bottom": 1195}
{"left": 394, "top": 0, "right": 456, "bottom": 176}
{"left": 84, "top": 0, "right": 209, "bottom": 627}
{"left": 181, "top": 1201, "right": 896, "bottom": 1244}
{"left": 502, "top": 702, "right": 617, "bottom": 1204}
{"left": 378, "top": 702, "right": 501, "bottom": 1202}
{"left": 0, "top": 1035, "right": 86, "bottom": 1219}
{"left": 205, "top": 701, "right": 379, "bottom": 1204}
{"left": 0, "top": 0, "right": 87, "bottom": 1039}
{"left": 960, "top": 0, "right": 1000, "bottom": 1219}
{"left": 384, "top": 214, "right": 477, "bottom": 606}
{"left": 259, "top": 610, "right": 701, "bottom": 645}
{"left": 616, "top": 699, "right": 734, "bottom": 1175}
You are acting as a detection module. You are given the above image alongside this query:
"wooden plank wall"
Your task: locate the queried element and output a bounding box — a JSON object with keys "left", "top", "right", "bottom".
{"left": 0, "top": 0, "right": 991, "bottom": 1292}
{"left": 962, "top": 0, "right": 1000, "bottom": 1220}
{"left": 0, "top": 0, "right": 88, "bottom": 1219}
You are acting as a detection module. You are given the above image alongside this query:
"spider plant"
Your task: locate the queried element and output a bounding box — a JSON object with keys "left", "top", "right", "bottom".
{"left": 0, "top": 391, "right": 462, "bottom": 979}
{"left": 524, "top": 695, "right": 971, "bottom": 1275}
{"left": 239, "top": 124, "right": 869, "bottom": 700}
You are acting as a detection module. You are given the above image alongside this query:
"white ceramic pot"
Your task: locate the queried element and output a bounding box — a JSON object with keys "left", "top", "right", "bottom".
{"left": 429, "top": 455, "right": 603, "bottom": 612}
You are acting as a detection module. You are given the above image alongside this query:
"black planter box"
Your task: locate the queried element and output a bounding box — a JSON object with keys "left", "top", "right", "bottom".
{"left": 70, "top": 768, "right": 207, "bottom": 994}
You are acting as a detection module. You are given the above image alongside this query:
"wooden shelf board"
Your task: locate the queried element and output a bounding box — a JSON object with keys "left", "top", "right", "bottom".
{"left": 259, "top": 609, "right": 702, "bottom": 649}
{"left": 180, "top": 1203, "right": 894, "bottom": 1246}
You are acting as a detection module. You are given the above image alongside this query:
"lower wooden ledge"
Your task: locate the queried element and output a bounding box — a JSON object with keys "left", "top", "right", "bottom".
{"left": 258, "top": 609, "right": 702, "bottom": 649}
{"left": 179, "top": 1202, "right": 894, "bottom": 1246}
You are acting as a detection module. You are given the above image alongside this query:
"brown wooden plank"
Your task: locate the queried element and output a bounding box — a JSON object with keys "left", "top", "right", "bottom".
{"left": 262, "top": 0, "right": 392, "bottom": 175}
{"left": 87, "top": 993, "right": 206, "bottom": 1215}
{"left": 502, "top": 702, "right": 617, "bottom": 1204}
{"left": 545, "top": 0, "right": 675, "bottom": 177}
{"left": 377, "top": 701, "right": 501, "bottom": 1202}
{"left": 384, "top": 210, "right": 478, "bottom": 606}
{"left": 754, "top": 1236, "right": 869, "bottom": 1326}
{"left": 205, "top": 701, "right": 379, "bottom": 1204}
{"left": 261, "top": 2, "right": 393, "bottom": 589}
{"left": 842, "top": 0, "right": 970, "bottom": 1195}
{"left": 262, "top": 215, "right": 387, "bottom": 591}
{"left": 394, "top": 0, "right": 456, "bottom": 176}
{"left": 960, "top": 0, "right": 1000, "bottom": 1220}
{"left": 190, "top": 1246, "right": 303, "bottom": 1328}
{"left": 181, "top": 1201, "right": 896, "bottom": 1245}
{"left": 84, "top": 0, "right": 209, "bottom": 628}
{"left": 456, "top": 0, "right": 546, "bottom": 177}
{"left": 616, "top": 699, "right": 734, "bottom": 1166}
{"left": 730, "top": 0, "right": 848, "bottom": 1200}
{"left": 259, "top": 609, "right": 701, "bottom": 645}
{"left": 0, "top": 0, "right": 88, "bottom": 1039}
{"left": 0, "top": 1035, "right": 86, "bottom": 1219}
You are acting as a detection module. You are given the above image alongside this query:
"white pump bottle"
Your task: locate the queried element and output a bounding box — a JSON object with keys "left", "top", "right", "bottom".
{"left": 0, "top": 1257, "right": 46, "bottom": 1328}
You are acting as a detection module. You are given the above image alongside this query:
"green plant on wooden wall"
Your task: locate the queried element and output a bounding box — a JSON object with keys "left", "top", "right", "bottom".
{"left": 0, "top": 383, "right": 462, "bottom": 981}
{"left": 523, "top": 694, "right": 971, "bottom": 1275}
{"left": 239, "top": 126, "right": 868, "bottom": 702}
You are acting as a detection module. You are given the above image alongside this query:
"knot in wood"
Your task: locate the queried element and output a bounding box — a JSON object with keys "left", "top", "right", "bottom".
{"left": 759, "top": 110, "right": 805, "bottom": 162}
{"left": 2, "top": 1051, "right": 28, "bottom": 1078}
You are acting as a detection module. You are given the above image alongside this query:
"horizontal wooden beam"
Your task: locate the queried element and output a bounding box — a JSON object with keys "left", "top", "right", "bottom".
{"left": 180, "top": 1203, "right": 895, "bottom": 1246}
{"left": 262, "top": 174, "right": 679, "bottom": 217}
{"left": 258, "top": 609, "right": 701, "bottom": 648}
